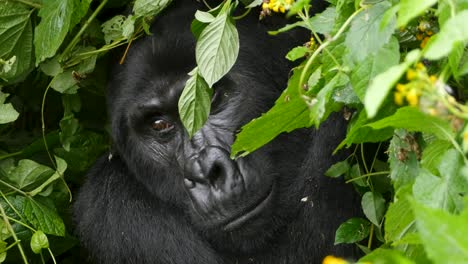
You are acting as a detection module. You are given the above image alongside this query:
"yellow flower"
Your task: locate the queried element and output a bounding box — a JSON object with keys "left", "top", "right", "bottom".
{"left": 429, "top": 75, "right": 437, "bottom": 84}
{"left": 420, "top": 36, "right": 430, "bottom": 48}
{"left": 463, "top": 131, "right": 468, "bottom": 144}
{"left": 322, "top": 256, "right": 348, "bottom": 264}
{"left": 428, "top": 108, "right": 437, "bottom": 116}
{"left": 394, "top": 92, "right": 404, "bottom": 105}
{"left": 406, "top": 69, "right": 417, "bottom": 80}
{"left": 406, "top": 89, "right": 419, "bottom": 106}
{"left": 416, "top": 62, "right": 426, "bottom": 71}
{"left": 396, "top": 83, "right": 406, "bottom": 92}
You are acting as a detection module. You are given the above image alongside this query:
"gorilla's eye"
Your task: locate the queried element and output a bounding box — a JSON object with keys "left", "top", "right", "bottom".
{"left": 151, "top": 119, "right": 174, "bottom": 132}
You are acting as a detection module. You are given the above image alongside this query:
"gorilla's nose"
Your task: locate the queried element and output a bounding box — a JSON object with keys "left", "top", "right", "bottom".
{"left": 184, "top": 147, "right": 235, "bottom": 190}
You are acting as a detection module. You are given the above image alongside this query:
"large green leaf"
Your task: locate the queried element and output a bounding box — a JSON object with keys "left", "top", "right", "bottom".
{"left": 345, "top": 1, "right": 395, "bottom": 62}
{"left": 0, "top": 1, "right": 33, "bottom": 81}
{"left": 350, "top": 37, "right": 400, "bottom": 101}
{"left": 196, "top": 12, "right": 239, "bottom": 87}
{"left": 365, "top": 107, "right": 454, "bottom": 141}
{"left": 34, "top": 0, "right": 74, "bottom": 64}
{"left": 231, "top": 67, "right": 311, "bottom": 157}
{"left": 364, "top": 49, "right": 420, "bottom": 118}
{"left": 412, "top": 202, "right": 468, "bottom": 264}
{"left": 397, "top": 0, "right": 437, "bottom": 27}
{"left": 424, "top": 11, "right": 468, "bottom": 60}
{"left": 7, "top": 159, "right": 54, "bottom": 190}
{"left": 23, "top": 197, "right": 66, "bottom": 236}
{"left": 178, "top": 68, "right": 212, "bottom": 137}
{"left": 414, "top": 149, "right": 468, "bottom": 212}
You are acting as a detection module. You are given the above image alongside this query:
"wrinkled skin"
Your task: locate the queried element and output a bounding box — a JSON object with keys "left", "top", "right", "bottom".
{"left": 73, "top": 2, "right": 360, "bottom": 263}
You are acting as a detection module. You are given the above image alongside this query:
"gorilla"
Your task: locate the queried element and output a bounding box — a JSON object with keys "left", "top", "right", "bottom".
{"left": 73, "top": 1, "right": 360, "bottom": 263}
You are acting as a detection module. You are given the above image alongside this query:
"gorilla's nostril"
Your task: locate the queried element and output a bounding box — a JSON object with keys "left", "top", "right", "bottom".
{"left": 184, "top": 178, "right": 196, "bottom": 189}
{"left": 208, "top": 163, "right": 224, "bottom": 189}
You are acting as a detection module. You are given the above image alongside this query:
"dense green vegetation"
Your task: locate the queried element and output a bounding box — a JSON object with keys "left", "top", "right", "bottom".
{"left": 0, "top": 0, "right": 467, "bottom": 263}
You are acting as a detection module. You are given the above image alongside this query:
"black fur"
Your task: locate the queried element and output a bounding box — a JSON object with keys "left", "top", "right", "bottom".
{"left": 74, "top": 2, "right": 360, "bottom": 263}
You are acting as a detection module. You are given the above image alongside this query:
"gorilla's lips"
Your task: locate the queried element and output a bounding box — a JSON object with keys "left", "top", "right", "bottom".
{"left": 223, "top": 184, "right": 274, "bottom": 232}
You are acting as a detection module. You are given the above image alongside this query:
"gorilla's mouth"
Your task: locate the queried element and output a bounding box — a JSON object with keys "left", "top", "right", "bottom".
{"left": 223, "top": 185, "right": 274, "bottom": 232}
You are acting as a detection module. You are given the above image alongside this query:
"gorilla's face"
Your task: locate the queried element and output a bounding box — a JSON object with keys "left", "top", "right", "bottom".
{"left": 106, "top": 3, "right": 310, "bottom": 253}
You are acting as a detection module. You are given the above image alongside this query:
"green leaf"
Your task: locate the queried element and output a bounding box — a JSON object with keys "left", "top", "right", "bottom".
{"left": 178, "top": 68, "right": 212, "bottom": 137}
{"left": 365, "top": 107, "right": 454, "bottom": 140}
{"left": 0, "top": 102, "right": 19, "bottom": 124}
{"left": 101, "top": 15, "right": 126, "bottom": 44}
{"left": 385, "top": 194, "right": 416, "bottom": 243}
{"left": 364, "top": 49, "right": 420, "bottom": 118}
{"left": 334, "top": 217, "right": 371, "bottom": 244}
{"left": 351, "top": 37, "right": 400, "bottom": 101}
{"left": 0, "top": 1, "right": 33, "bottom": 81}
{"left": 412, "top": 201, "right": 468, "bottom": 263}
{"left": 34, "top": 0, "right": 74, "bottom": 64}
{"left": 345, "top": 1, "right": 395, "bottom": 62}
{"left": 420, "top": 139, "right": 451, "bottom": 174}
{"left": 309, "top": 72, "right": 348, "bottom": 126}
{"left": 70, "top": 0, "right": 91, "bottom": 30}
{"left": 361, "top": 191, "right": 386, "bottom": 226}
{"left": 30, "top": 230, "right": 49, "bottom": 254}
{"left": 286, "top": 46, "right": 309, "bottom": 61}
{"left": 325, "top": 160, "right": 350, "bottom": 178}
{"left": 7, "top": 159, "right": 54, "bottom": 190}
{"left": 133, "top": 0, "right": 172, "bottom": 17}
{"left": 50, "top": 70, "right": 78, "bottom": 94}
{"left": 195, "top": 10, "right": 215, "bottom": 23}
{"left": 397, "top": 0, "right": 437, "bottom": 27}
{"left": 196, "top": 13, "right": 239, "bottom": 87}
{"left": 308, "top": 7, "right": 336, "bottom": 35}
{"left": 414, "top": 149, "right": 467, "bottom": 212}
{"left": 359, "top": 248, "right": 416, "bottom": 264}
{"left": 0, "top": 240, "right": 6, "bottom": 262}
{"left": 231, "top": 67, "right": 311, "bottom": 157}
{"left": 23, "top": 197, "right": 65, "bottom": 236}
{"left": 28, "top": 156, "right": 67, "bottom": 196}
{"left": 60, "top": 115, "right": 79, "bottom": 151}
{"left": 387, "top": 129, "right": 421, "bottom": 189}
{"left": 424, "top": 11, "right": 468, "bottom": 60}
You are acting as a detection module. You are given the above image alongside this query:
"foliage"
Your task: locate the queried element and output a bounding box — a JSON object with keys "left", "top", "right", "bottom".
{"left": 0, "top": 0, "right": 467, "bottom": 263}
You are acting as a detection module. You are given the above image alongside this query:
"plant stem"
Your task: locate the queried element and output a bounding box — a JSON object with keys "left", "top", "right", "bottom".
{"left": 0, "top": 151, "right": 22, "bottom": 161}
{"left": 0, "top": 180, "right": 27, "bottom": 196}
{"left": 298, "top": 7, "right": 364, "bottom": 93}
{"left": 0, "top": 194, "right": 29, "bottom": 264}
{"left": 345, "top": 171, "right": 390, "bottom": 183}
{"left": 60, "top": 0, "right": 109, "bottom": 61}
